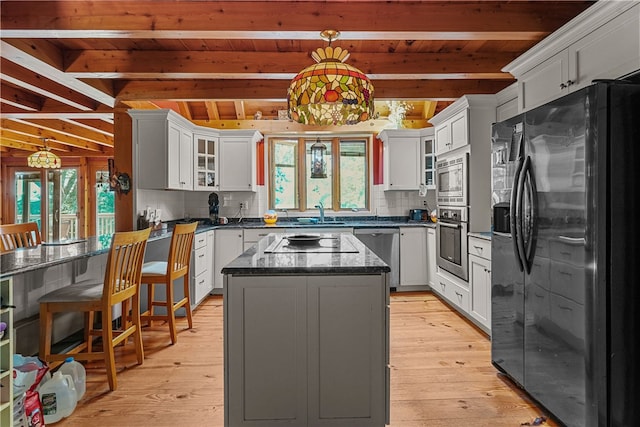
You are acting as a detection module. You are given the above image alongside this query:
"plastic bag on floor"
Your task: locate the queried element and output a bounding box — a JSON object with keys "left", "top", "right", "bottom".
{"left": 13, "top": 355, "right": 49, "bottom": 427}
{"left": 12, "top": 355, "right": 49, "bottom": 395}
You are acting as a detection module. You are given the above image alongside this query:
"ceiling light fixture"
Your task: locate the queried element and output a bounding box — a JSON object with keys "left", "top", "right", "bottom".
{"left": 288, "top": 29, "right": 375, "bottom": 126}
{"left": 28, "top": 139, "right": 61, "bottom": 168}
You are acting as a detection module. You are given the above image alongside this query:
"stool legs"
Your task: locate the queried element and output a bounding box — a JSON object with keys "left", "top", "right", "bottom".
{"left": 166, "top": 280, "right": 177, "bottom": 345}
{"left": 140, "top": 277, "right": 192, "bottom": 345}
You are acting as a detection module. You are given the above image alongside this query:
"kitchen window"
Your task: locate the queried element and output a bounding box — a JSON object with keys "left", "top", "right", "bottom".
{"left": 269, "top": 137, "right": 369, "bottom": 211}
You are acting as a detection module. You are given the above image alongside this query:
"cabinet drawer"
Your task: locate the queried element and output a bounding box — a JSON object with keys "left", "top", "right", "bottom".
{"left": 194, "top": 232, "right": 207, "bottom": 249}
{"left": 243, "top": 228, "right": 283, "bottom": 243}
{"left": 446, "top": 280, "right": 470, "bottom": 313}
{"left": 194, "top": 246, "right": 207, "bottom": 275}
{"left": 435, "top": 272, "right": 470, "bottom": 313}
{"left": 194, "top": 271, "right": 211, "bottom": 303}
{"left": 468, "top": 237, "right": 491, "bottom": 260}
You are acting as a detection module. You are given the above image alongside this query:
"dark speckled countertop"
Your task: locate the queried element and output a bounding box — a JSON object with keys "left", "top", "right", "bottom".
{"left": 1, "top": 217, "right": 426, "bottom": 278}
{"left": 0, "top": 229, "right": 174, "bottom": 278}
{"left": 221, "top": 232, "right": 390, "bottom": 276}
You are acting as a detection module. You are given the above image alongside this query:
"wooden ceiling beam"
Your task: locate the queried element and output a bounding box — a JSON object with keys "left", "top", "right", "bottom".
{"left": 0, "top": 129, "right": 74, "bottom": 152}
{"left": 423, "top": 101, "right": 437, "bottom": 120}
{"left": 1, "top": 41, "right": 115, "bottom": 107}
{"left": 115, "top": 79, "right": 512, "bottom": 101}
{"left": 4, "top": 39, "right": 65, "bottom": 70}
{"left": 0, "top": 119, "right": 111, "bottom": 152}
{"left": 64, "top": 51, "right": 519, "bottom": 77}
{"left": 0, "top": 58, "right": 100, "bottom": 111}
{"left": 205, "top": 101, "right": 220, "bottom": 121}
{"left": 0, "top": 83, "right": 42, "bottom": 111}
{"left": 67, "top": 119, "right": 114, "bottom": 136}
{"left": 178, "top": 102, "right": 193, "bottom": 120}
{"left": 21, "top": 119, "right": 114, "bottom": 147}
{"left": 0, "top": 1, "right": 592, "bottom": 34}
{"left": 234, "top": 101, "right": 246, "bottom": 120}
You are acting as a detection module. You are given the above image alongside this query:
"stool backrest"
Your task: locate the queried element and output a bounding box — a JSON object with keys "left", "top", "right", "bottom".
{"left": 0, "top": 222, "right": 42, "bottom": 252}
{"left": 168, "top": 222, "right": 198, "bottom": 279}
{"left": 103, "top": 228, "right": 151, "bottom": 305}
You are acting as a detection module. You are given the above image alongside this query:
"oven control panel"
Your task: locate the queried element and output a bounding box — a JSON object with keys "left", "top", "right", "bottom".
{"left": 438, "top": 207, "right": 468, "bottom": 223}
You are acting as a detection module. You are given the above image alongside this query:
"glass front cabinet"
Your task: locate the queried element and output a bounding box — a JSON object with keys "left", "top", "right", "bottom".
{"left": 421, "top": 128, "right": 436, "bottom": 190}
{"left": 194, "top": 132, "right": 219, "bottom": 191}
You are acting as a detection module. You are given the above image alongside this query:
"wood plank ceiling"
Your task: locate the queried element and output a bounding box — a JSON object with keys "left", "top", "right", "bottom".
{"left": 0, "top": 0, "right": 594, "bottom": 160}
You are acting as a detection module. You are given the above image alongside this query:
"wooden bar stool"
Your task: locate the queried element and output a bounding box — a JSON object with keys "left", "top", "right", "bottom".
{"left": 39, "top": 228, "right": 151, "bottom": 391}
{"left": 140, "top": 222, "right": 197, "bottom": 344}
{"left": 0, "top": 222, "right": 41, "bottom": 252}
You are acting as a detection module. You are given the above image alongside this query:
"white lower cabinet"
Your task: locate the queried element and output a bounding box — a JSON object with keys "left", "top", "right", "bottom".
{"left": 225, "top": 274, "right": 388, "bottom": 427}
{"left": 214, "top": 229, "right": 244, "bottom": 289}
{"left": 192, "top": 231, "right": 215, "bottom": 305}
{"left": 468, "top": 236, "right": 491, "bottom": 333}
{"left": 399, "top": 227, "right": 427, "bottom": 286}
{"left": 426, "top": 227, "right": 436, "bottom": 288}
{"left": 434, "top": 271, "right": 470, "bottom": 314}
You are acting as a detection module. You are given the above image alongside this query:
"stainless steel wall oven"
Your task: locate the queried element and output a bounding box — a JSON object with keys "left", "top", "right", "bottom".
{"left": 436, "top": 206, "right": 468, "bottom": 281}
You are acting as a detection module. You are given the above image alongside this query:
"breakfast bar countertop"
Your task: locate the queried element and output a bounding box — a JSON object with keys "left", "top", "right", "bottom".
{"left": 0, "top": 229, "right": 171, "bottom": 278}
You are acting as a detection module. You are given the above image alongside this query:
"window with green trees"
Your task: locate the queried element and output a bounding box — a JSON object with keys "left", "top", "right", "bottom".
{"left": 270, "top": 137, "right": 369, "bottom": 211}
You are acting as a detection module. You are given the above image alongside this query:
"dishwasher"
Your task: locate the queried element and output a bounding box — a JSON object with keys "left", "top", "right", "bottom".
{"left": 354, "top": 228, "right": 400, "bottom": 287}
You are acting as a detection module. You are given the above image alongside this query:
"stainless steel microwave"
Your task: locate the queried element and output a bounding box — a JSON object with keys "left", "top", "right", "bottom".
{"left": 436, "top": 153, "right": 468, "bottom": 206}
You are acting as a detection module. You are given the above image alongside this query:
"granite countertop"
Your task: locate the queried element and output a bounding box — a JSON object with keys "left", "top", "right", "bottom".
{"left": 0, "top": 217, "right": 429, "bottom": 278}
{"left": 221, "top": 232, "right": 390, "bottom": 276}
{"left": 209, "top": 217, "right": 436, "bottom": 230}
{"left": 0, "top": 230, "right": 172, "bottom": 279}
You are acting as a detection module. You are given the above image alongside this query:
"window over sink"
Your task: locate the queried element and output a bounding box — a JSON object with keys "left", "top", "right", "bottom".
{"left": 269, "top": 136, "right": 369, "bottom": 212}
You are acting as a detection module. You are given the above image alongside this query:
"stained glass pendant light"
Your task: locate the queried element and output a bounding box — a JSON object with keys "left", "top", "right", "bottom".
{"left": 288, "top": 30, "right": 375, "bottom": 126}
{"left": 28, "top": 139, "right": 61, "bottom": 168}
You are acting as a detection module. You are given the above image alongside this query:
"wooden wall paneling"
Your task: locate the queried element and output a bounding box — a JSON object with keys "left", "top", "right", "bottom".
{"left": 113, "top": 108, "right": 133, "bottom": 232}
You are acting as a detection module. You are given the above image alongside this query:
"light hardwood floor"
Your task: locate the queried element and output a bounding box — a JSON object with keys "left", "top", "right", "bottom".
{"left": 56, "top": 292, "right": 555, "bottom": 426}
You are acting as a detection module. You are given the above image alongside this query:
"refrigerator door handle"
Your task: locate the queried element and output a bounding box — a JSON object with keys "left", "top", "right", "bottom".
{"left": 515, "top": 156, "right": 530, "bottom": 274}
{"left": 521, "top": 156, "right": 538, "bottom": 274}
{"left": 510, "top": 156, "right": 525, "bottom": 272}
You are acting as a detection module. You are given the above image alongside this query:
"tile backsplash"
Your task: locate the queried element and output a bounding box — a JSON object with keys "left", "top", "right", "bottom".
{"left": 137, "top": 186, "right": 435, "bottom": 224}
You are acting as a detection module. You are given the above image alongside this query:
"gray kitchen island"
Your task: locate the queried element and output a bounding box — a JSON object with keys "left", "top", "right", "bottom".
{"left": 222, "top": 232, "right": 390, "bottom": 427}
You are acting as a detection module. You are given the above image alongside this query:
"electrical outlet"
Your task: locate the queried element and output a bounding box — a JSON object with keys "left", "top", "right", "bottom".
{"left": 423, "top": 200, "right": 429, "bottom": 208}
{"left": 240, "top": 202, "right": 247, "bottom": 210}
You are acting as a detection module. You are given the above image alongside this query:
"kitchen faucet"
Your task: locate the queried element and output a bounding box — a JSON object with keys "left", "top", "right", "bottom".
{"left": 315, "top": 201, "right": 325, "bottom": 223}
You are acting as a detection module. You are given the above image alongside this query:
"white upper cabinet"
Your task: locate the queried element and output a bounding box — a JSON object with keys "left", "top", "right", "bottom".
{"left": 505, "top": 2, "right": 640, "bottom": 112}
{"left": 194, "top": 131, "right": 220, "bottom": 191}
{"left": 495, "top": 83, "right": 519, "bottom": 123}
{"left": 130, "top": 109, "right": 194, "bottom": 190}
{"left": 379, "top": 129, "right": 421, "bottom": 191}
{"left": 130, "top": 110, "right": 262, "bottom": 193}
{"left": 430, "top": 95, "right": 497, "bottom": 157}
{"left": 218, "top": 130, "right": 262, "bottom": 192}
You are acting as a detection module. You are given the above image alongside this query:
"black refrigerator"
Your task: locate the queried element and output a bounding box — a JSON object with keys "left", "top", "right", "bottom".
{"left": 491, "top": 80, "right": 640, "bottom": 427}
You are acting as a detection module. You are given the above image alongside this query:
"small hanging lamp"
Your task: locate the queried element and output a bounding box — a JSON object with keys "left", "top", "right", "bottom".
{"left": 310, "top": 138, "right": 327, "bottom": 179}
{"left": 28, "top": 139, "right": 61, "bottom": 168}
{"left": 288, "top": 29, "right": 375, "bottom": 126}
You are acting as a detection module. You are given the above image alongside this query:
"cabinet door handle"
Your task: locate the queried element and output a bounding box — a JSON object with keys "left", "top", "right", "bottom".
{"left": 560, "top": 82, "right": 568, "bottom": 89}
{"left": 566, "top": 79, "right": 574, "bottom": 86}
